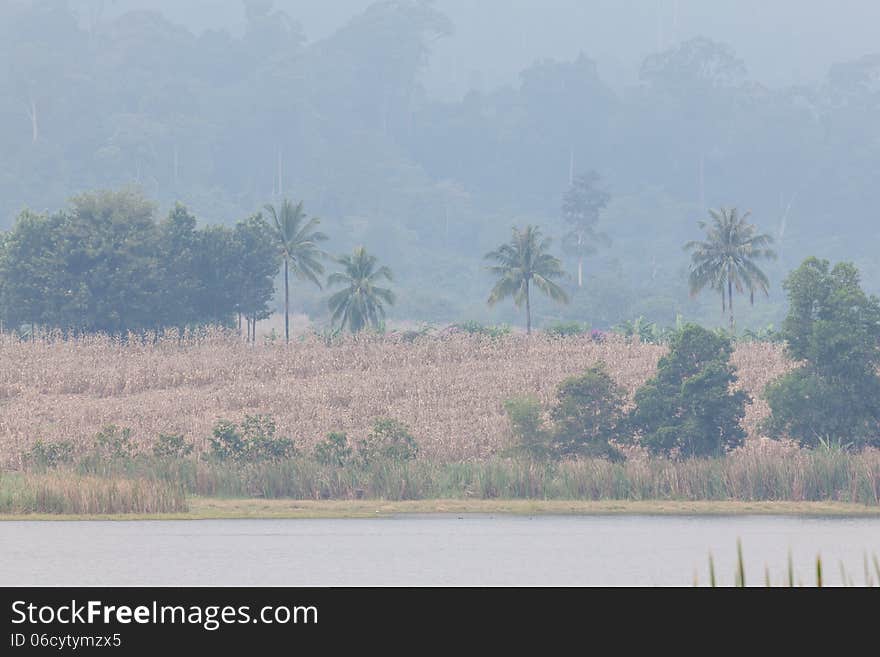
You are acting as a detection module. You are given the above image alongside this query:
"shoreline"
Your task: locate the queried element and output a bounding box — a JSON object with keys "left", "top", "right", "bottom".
{"left": 2, "top": 498, "right": 879, "bottom": 521}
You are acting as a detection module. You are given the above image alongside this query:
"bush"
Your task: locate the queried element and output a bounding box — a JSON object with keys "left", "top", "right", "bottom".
{"left": 544, "top": 321, "right": 589, "bottom": 337}
{"left": 614, "top": 316, "right": 658, "bottom": 343}
{"left": 25, "top": 439, "right": 75, "bottom": 469}
{"left": 740, "top": 324, "right": 783, "bottom": 343}
{"left": 314, "top": 432, "right": 353, "bottom": 467}
{"left": 452, "top": 321, "right": 512, "bottom": 338}
{"left": 503, "top": 396, "right": 551, "bottom": 459}
{"left": 763, "top": 258, "right": 880, "bottom": 448}
{"left": 209, "top": 415, "right": 297, "bottom": 462}
{"left": 629, "top": 324, "right": 748, "bottom": 457}
{"left": 550, "top": 363, "right": 624, "bottom": 460}
{"left": 152, "top": 433, "right": 194, "bottom": 459}
{"left": 92, "top": 425, "right": 135, "bottom": 460}
{"left": 357, "top": 418, "right": 419, "bottom": 464}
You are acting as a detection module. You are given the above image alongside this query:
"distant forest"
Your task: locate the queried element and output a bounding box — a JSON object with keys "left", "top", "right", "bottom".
{"left": 2, "top": 0, "right": 879, "bottom": 329}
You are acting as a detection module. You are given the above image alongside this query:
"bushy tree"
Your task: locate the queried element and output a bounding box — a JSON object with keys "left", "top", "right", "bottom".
{"left": 0, "top": 210, "right": 62, "bottom": 332}
{"left": 629, "top": 324, "right": 748, "bottom": 457}
{"left": 550, "top": 363, "right": 624, "bottom": 460}
{"left": 314, "top": 432, "right": 353, "bottom": 467}
{"left": 503, "top": 364, "right": 625, "bottom": 461}
{"left": 209, "top": 415, "right": 296, "bottom": 462}
{"left": 503, "top": 396, "right": 550, "bottom": 459}
{"left": 0, "top": 191, "right": 283, "bottom": 337}
{"left": 356, "top": 418, "right": 419, "bottom": 464}
{"left": 192, "top": 225, "right": 241, "bottom": 328}
{"left": 232, "top": 213, "right": 280, "bottom": 341}
{"left": 157, "top": 204, "right": 201, "bottom": 329}
{"left": 57, "top": 190, "right": 161, "bottom": 334}
{"left": 763, "top": 258, "right": 880, "bottom": 448}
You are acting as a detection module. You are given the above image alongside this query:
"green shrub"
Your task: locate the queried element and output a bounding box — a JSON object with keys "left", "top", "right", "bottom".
{"left": 25, "top": 439, "right": 75, "bottom": 469}
{"left": 92, "top": 425, "right": 135, "bottom": 459}
{"left": 315, "top": 432, "right": 353, "bottom": 467}
{"left": 152, "top": 433, "right": 194, "bottom": 459}
{"left": 550, "top": 363, "right": 624, "bottom": 460}
{"left": 763, "top": 258, "right": 880, "bottom": 448}
{"left": 614, "top": 316, "right": 659, "bottom": 343}
{"left": 544, "top": 321, "right": 590, "bottom": 337}
{"left": 503, "top": 396, "right": 551, "bottom": 459}
{"left": 453, "top": 320, "right": 512, "bottom": 338}
{"left": 357, "top": 418, "right": 419, "bottom": 464}
{"left": 629, "top": 324, "right": 748, "bottom": 457}
{"left": 209, "top": 415, "right": 297, "bottom": 462}
{"left": 740, "top": 324, "right": 783, "bottom": 343}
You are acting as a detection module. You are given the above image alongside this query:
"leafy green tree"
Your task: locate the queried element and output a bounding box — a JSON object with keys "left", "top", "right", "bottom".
{"left": 485, "top": 225, "right": 569, "bottom": 334}
{"left": 327, "top": 246, "right": 395, "bottom": 333}
{"left": 550, "top": 362, "right": 625, "bottom": 460}
{"left": 232, "top": 214, "right": 280, "bottom": 342}
{"left": 561, "top": 171, "right": 610, "bottom": 287}
{"left": 157, "top": 203, "right": 201, "bottom": 329}
{"left": 356, "top": 418, "right": 419, "bottom": 465}
{"left": 685, "top": 207, "right": 776, "bottom": 330}
{"left": 264, "top": 199, "right": 327, "bottom": 343}
{"left": 629, "top": 324, "right": 749, "bottom": 457}
{"left": 503, "top": 396, "right": 551, "bottom": 459}
{"left": 192, "top": 224, "right": 240, "bottom": 328}
{"left": 0, "top": 210, "right": 62, "bottom": 334}
{"left": 55, "top": 190, "right": 161, "bottom": 334}
{"left": 763, "top": 258, "right": 880, "bottom": 448}
{"left": 209, "top": 415, "right": 296, "bottom": 462}
{"left": 314, "top": 432, "right": 353, "bottom": 467}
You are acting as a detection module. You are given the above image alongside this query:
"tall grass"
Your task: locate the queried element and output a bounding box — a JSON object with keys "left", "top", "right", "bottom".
{"left": 57, "top": 448, "right": 880, "bottom": 504}
{"left": 0, "top": 472, "right": 188, "bottom": 514}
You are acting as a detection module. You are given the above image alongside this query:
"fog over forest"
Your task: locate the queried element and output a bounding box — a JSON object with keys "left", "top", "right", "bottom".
{"left": 3, "top": 0, "right": 880, "bottom": 329}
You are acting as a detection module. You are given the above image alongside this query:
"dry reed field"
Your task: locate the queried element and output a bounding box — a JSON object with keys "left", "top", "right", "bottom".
{"left": 0, "top": 330, "right": 791, "bottom": 468}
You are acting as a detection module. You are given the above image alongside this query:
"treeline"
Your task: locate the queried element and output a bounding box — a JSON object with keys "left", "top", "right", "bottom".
{"left": 4, "top": 2, "right": 880, "bottom": 325}
{"left": 0, "top": 188, "right": 400, "bottom": 341}
{"left": 0, "top": 190, "right": 278, "bottom": 336}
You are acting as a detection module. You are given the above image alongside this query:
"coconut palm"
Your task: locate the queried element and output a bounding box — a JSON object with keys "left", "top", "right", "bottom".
{"left": 485, "top": 225, "right": 569, "bottom": 334}
{"left": 263, "top": 199, "right": 328, "bottom": 343}
{"left": 684, "top": 207, "right": 777, "bottom": 331}
{"left": 327, "top": 246, "right": 395, "bottom": 333}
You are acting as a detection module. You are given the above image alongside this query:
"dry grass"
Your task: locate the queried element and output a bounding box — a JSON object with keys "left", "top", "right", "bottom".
{"left": 0, "top": 330, "right": 791, "bottom": 467}
{"left": 0, "top": 472, "right": 187, "bottom": 514}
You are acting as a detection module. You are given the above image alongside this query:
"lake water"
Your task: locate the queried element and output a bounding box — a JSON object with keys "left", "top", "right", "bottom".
{"left": 2, "top": 515, "right": 878, "bottom": 586}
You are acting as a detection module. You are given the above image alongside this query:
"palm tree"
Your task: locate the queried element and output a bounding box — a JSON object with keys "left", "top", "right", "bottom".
{"left": 684, "top": 207, "right": 777, "bottom": 331}
{"left": 263, "top": 199, "right": 328, "bottom": 344}
{"left": 327, "top": 246, "right": 395, "bottom": 333}
{"left": 485, "top": 225, "right": 569, "bottom": 334}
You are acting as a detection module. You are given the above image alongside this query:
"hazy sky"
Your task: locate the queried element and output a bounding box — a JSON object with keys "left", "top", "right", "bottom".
{"left": 100, "top": 0, "right": 880, "bottom": 98}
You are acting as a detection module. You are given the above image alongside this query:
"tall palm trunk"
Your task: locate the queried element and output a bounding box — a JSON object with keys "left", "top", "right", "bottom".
{"left": 577, "top": 232, "right": 584, "bottom": 288}
{"left": 284, "top": 258, "right": 290, "bottom": 344}
{"left": 728, "top": 276, "right": 734, "bottom": 331}
{"left": 28, "top": 98, "right": 39, "bottom": 143}
{"left": 525, "top": 279, "right": 532, "bottom": 335}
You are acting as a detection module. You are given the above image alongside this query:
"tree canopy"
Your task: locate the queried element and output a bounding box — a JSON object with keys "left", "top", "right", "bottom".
{"left": 0, "top": 190, "right": 280, "bottom": 335}
{"left": 763, "top": 258, "right": 880, "bottom": 448}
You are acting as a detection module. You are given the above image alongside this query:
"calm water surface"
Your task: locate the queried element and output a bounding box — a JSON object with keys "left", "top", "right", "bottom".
{"left": 2, "top": 515, "right": 878, "bottom": 586}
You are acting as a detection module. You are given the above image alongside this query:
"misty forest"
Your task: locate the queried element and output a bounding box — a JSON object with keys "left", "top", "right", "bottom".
{"left": 2, "top": 0, "right": 880, "bottom": 332}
